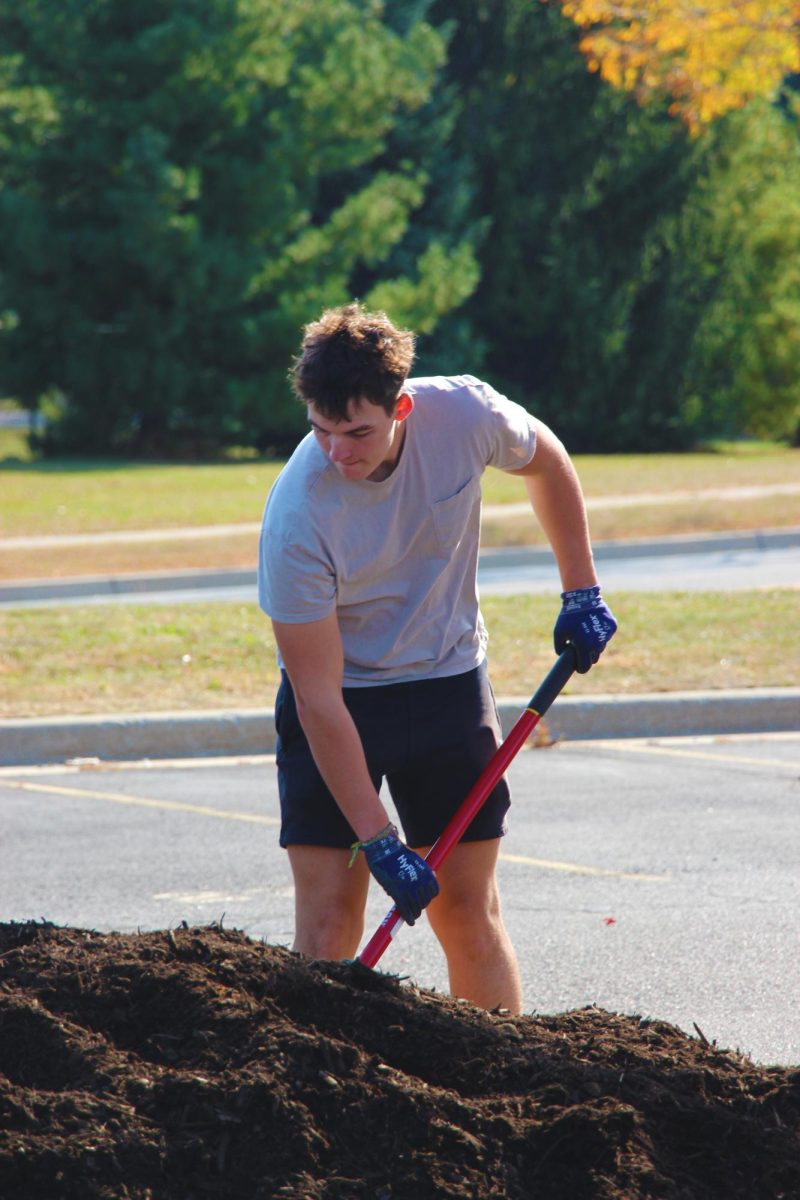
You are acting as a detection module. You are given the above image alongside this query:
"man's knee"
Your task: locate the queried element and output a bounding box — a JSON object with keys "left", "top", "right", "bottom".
{"left": 427, "top": 879, "right": 505, "bottom": 948}
{"left": 288, "top": 846, "right": 369, "bottom": 959}
{"left": 294, "top": 906, "right": 364, "bottom": 960}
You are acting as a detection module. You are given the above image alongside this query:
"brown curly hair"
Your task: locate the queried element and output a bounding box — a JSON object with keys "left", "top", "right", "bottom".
{"left": 291, "top": 303, "right": 416, "bottom": 419}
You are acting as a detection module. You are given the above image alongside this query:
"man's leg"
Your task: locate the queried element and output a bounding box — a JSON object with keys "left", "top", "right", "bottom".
{"left": 287, "top": 845, "right": 371, "bottom": 960}
{"left": 421, "top": 839, "right": 523, "bottom": 1014}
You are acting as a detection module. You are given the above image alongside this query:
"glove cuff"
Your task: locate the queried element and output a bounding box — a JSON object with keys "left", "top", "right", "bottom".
{"left": 347, "top": 822, "right": 398, "bottom": 869}
{"left": 560, "top": 584, "right": 602, "bottom": 612}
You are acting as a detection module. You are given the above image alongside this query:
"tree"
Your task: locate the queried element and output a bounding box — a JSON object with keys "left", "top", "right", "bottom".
{"left": 554, "top": 0, "right": 800, "bottom": 132}
{"left": 0, "top": 0, "right": 478, "bottom": 455}
{"left": 419, "top": 1, "right": 800, "bottom": 448}
{"left": 550, "top": 0, "right": 800, "bottom": 441}
{"left": 666, "top": 102, "right": 800, "bottom": 443}
{"left": 429, "top": 0, "right": 707, "bottom": 450}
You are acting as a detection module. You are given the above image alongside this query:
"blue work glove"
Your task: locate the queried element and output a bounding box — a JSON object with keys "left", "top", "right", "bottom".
{"left": 554, "top": 584, "right": 618, "bottom": 674}
{"left": 352, "top": 823, "right": 439, "bottom": 925}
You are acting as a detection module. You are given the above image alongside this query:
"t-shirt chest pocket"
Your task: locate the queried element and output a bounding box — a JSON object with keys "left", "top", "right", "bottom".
{"left": 431, "top": 477, "right": 480, "bottom": 555}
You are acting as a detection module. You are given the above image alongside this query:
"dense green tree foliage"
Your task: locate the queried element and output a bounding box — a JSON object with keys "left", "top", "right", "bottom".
{"left": 0, "top": 0, "right": 475, "bottom": 454}
{"left": 427, "top": 1, "right": 705, "bottom": 450}
{"left": 0, "top": 0, "right": 797, "bottom": 454}
{"left": 667, "top": 102, "right": 800, "bottom": 445}
{"left": 426, "top": 0, "right": 800, "bottom": 449}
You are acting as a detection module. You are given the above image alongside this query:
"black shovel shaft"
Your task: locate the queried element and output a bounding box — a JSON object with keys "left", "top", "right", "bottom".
{"left": 358, "top": 648, "right": 576, "bottom": 968}
{"left": 528, "top": 646, "right": 577, "bottom": 717}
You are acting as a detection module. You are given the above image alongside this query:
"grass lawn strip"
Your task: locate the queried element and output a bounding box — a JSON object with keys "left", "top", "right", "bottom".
{"left": 2, "top": 590, "right": 797, "bottom": 718}
{"left": 2, "top": 436, "right": 797, "bottom": 538}
{"left": 1, "top": 498, "right": 797, "bottom": 583}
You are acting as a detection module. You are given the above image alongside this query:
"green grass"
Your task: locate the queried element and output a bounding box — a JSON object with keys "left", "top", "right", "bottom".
{"left": 480, "top": 590, "right": 799, "bottom": 697}
{"left": 0, "top": 453, "right": 283, "bottom": 537}
{"left": 2, "top": 427, "right": 797, "bottom": 538}
{"left": 2, "top": 590, "right": 797, "bottom": 718}
{"left": 0, "top": 427, "right": 32, "bottom": 462}
{"left": 483, "top": 445, "right": 800, "bottom": 505}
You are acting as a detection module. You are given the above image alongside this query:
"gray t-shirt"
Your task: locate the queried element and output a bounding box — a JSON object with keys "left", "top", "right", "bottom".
{"left": 258, "top": 375, "right": 536, "bottom": 686}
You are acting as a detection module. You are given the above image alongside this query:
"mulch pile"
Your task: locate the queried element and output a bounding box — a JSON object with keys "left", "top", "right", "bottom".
{"left": 1, "top": 922, "right": 798, "bottom": 1200}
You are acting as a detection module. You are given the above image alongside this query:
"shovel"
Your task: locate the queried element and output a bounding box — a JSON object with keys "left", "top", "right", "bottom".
{"left": 357, "top": 648, "right": 577, "bottom": 969}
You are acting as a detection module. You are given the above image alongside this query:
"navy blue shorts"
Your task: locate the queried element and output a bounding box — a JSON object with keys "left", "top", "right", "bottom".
{"left": 274, "top": 661, "right": 511, "bottom": 849}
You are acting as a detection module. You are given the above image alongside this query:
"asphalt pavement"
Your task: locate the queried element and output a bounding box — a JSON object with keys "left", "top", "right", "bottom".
{"left": 3, "top": 508, "right": 798, "bottom": 1065}
{"left": 3, "top": 734, "right": 798, "bottom": 1066}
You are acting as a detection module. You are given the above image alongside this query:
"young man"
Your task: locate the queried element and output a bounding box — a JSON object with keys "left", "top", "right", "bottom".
{"left": 258, "top": 302, "right": 617, "bottom": 1013}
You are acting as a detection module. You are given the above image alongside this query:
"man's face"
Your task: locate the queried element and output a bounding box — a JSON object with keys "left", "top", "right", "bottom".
{"left": 307, "top": 395, "right": 413, "bottom": 483}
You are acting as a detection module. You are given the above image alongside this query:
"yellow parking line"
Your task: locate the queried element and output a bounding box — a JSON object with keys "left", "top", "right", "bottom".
{"left": 0, "top": 755, "right": 277, "bottom": 777}
{"left": 5, "top": 778, "right": 667, "bottom": 880}
{"left": 499, "top": 852, "right": 667, "bottom": 882}
{"left": 588, "top": 743, "right": 798, "bottom": 771}
{"left": 2, "top": 778, "right": 280, "bottom": 826}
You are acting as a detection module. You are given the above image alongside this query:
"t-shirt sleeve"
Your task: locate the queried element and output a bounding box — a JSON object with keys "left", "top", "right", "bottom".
{"left": 258, "top": 527, "right": 337, "bottom": 624}
{"left": 467, "top": 378, "right": 537, "bottom": 470}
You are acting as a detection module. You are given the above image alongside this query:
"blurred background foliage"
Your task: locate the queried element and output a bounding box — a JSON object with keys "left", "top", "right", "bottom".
{"left": 0, "top": 0, "right": 798, "bottom": 456}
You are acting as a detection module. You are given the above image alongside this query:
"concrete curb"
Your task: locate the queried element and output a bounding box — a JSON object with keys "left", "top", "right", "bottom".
{"left": 1, "top": 689, "right": 797, "bottom": 767}
{"left": 500, "top": 689, "right": 800, "bottom": 742}
{"left": 481, "top": 526, "right": 800, "bottom": 570}
{"left": 0, "top": 567, "right": 256, "bottom": 605}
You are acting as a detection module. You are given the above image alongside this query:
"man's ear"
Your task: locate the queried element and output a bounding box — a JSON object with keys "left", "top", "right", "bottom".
{"left": 395, "top": 392, "right": 414, "bottom": 421}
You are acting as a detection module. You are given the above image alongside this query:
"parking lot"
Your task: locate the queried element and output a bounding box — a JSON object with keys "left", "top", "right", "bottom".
{"left": 3, "top": 731, "right": 798, "bottom": 1066}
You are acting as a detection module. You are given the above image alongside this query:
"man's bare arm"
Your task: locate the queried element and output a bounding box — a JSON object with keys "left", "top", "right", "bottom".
{"left": 272, "top": 612, "right": 390, "bottom": 841}
{"left": 506, "top": 417, "right": 599, "bottom": 591}
{"left": 507, "top": 416, "right": 617, "bottom": 672}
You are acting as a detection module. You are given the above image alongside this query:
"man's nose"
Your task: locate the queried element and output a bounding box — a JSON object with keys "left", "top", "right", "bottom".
{"left": 327, "top": 436, "right": 350, "bottom": 462}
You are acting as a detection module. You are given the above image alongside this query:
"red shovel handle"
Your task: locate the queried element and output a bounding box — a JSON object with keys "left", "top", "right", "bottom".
{"left": 357, "top": 648, "right": 577, "bottom": 969}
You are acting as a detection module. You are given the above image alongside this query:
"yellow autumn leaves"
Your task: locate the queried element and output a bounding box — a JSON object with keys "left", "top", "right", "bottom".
{"left": 556, "top": 0, "right": 800, "bottom": 130}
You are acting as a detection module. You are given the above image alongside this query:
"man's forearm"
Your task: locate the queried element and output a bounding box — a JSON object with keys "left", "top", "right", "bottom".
{"left": 511, "top": 420, "right": 599, "bottom": 591}
{"left": 294, "top": 694, "right": 390, "bottom": 842}
{"left": 509, "top": 420, "right": 618, "bottom": 673}
{"left": 520, "top": 467, "right": 598, "bottom": 591}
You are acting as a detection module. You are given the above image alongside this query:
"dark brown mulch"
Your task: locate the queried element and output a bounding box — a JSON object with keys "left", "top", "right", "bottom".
{"left": 0, "top": 921, "right": 797, "bottom": 1200}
